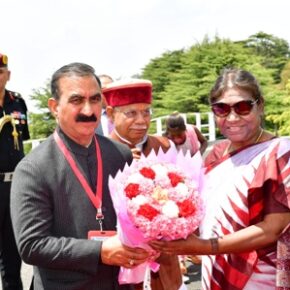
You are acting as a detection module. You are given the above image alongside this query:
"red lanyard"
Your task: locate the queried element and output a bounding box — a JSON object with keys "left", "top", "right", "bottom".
{"left": 53, "top": 130, "right": 104, "bottom": 221}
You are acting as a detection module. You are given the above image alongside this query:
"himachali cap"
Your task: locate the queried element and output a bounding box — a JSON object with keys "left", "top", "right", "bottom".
{"left": 103, "top": 79, "right": 152, "bottom": 107}
{"left": 0, "top": 53, "right": 8, "bottom": 67}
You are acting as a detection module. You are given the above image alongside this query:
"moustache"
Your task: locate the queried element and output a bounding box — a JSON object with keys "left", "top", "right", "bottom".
{"left": 75, "top": 114, "right": 97, "bottom": 122}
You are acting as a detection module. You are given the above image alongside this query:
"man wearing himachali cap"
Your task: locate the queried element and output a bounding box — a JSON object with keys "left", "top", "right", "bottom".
{"left": 103, "top": 79, "right": 183, "bottom": 290}
{"left": 103, "top": 79, "right": 172, "bottom": 159}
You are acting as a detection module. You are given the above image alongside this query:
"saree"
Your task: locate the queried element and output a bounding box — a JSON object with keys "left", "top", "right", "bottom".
{"left": 200, "top": 137, "right": 290, "bottom": 290}
{"left": 276, "top": 223, "right": 290, "bottom": 289}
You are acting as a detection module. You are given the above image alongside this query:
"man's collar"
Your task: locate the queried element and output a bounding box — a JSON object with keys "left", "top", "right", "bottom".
{"left": 113, "top": 128, "right": 148, "bottom": 149}
{"left": 57, "top": 127, "right": 95, "bottom": 155}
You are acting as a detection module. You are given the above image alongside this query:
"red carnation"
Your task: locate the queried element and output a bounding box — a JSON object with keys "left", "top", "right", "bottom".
{"left": 139, "top": 167, "right": 156, "bottom": 179}
{"left": 125, "top": 183, "right": 140, "bottom": 199}
{"left": 177, "top": 200, "right": 196, "bottom": 217}
{"left": 137, "top": 204, "right": 160, "bottom": 221}
{"left": 168, "top": 172, "right": 184, "bottom": 187}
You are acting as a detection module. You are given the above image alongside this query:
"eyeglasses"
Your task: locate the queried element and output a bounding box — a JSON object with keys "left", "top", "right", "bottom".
{"left": 114, "top": 108, "right": 152, "bottom": 119}
{"left": 211, "top": 99, "right": 259, "bottom": 117}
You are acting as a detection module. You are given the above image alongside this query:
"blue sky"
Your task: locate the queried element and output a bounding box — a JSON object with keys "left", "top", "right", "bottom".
{"left": 2, "top": 0, "right": 289, "bottom": 111}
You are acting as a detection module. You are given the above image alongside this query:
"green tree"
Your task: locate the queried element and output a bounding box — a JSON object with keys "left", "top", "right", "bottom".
{"left": 148, "top": 37, "right": 271, "bottom": 115}
{"left": 142, "top": 50, "right": 184, "bottom": 97}
{"left": 266, "top": 81, "right": 290, "bottom": 136}
{"left": 280, "top": 60, "right": 290, "bottom": 88}
{"left": 262, "top": 60, "right": 290, "bottom": 135}
{"left": 245, "top": 32, "right": 290, "bottom": 82}
{"left": 141, "top": 34, "right": 290, "bottom": 134}
{"left": 28, "top": 81, "right": 56, "bottom": 139}
{"left": 27, "top": 32, "right": 290, "bottom": 139}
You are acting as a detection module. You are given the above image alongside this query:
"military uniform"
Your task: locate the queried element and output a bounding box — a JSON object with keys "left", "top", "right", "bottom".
{"left": 0, "top": 89, "right": 29, "bottom": 290}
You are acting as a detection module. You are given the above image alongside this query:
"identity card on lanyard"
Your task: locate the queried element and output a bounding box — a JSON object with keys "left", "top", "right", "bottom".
{"left": 53, "top": 130, "right": 116, "bottom": 241}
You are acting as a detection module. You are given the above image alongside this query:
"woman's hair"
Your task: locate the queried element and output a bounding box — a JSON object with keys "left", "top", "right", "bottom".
{"left": 165, "top": 112, "right": 186, "bottom": 134}
{"left": 209, "top": 68, "right": 264, "bottom": 104}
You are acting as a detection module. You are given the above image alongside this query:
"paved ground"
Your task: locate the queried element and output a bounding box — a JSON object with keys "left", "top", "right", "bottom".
{"left": 1, "top": 261, "right": 201, "bottom": 290}
{"left": 185, "top": 262, "right": 202, "bottom": 290}
{"left": 0, "top": 262, "right": 32, "bottom": 290}
{"left": 20, "top": 263, "right": 33, "bottom": 290}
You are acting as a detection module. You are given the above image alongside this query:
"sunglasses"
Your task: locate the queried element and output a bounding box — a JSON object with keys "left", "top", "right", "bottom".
{"left": 211, "top": 99, "right": 259, "bottom": 117}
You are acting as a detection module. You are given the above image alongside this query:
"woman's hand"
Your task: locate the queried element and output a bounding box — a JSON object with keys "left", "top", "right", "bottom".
{"left": 149, "top": 234, "right": 204, "bottom": 256}
{"left": 150, "top": 212, "right": 290, "bottom": 258}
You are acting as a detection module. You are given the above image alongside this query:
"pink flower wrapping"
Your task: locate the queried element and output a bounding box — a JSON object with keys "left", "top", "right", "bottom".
{"left": 109, "top": 147, "right": 204, "bottom": 284}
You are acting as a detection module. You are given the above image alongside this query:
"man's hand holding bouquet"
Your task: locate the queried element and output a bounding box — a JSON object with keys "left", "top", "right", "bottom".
{"left": 109, "top": 147, "right": 204, "bottom": 284}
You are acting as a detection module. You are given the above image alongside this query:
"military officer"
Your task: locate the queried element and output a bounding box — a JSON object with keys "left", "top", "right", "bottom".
{"left": 0, "top": 53, "right": 30, "bottom": 290}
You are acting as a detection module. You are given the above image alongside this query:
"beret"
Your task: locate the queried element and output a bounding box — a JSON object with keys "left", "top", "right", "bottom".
{"left": 0, "top": 53, "right": 8, "bottom": 67}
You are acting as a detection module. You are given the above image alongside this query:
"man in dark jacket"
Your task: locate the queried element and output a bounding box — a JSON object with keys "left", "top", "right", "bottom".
{"left": 10, "top": 63, "right": 150, "bottom": 290}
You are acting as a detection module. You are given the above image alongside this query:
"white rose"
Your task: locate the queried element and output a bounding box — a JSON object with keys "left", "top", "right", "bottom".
{"left": 175, "top": 183, "right": 189, "bottom": 197}
{"left": 151, "top": 164, "right": 168, "bottom": 179}
{"left": 127, "top": 172, "right": 143, "bottom": 184}
{"left": 132, "top": 195, "right": 148, "bottom": 206}
{"left": 161, "top": 200, "right": 179, "bottom": 218}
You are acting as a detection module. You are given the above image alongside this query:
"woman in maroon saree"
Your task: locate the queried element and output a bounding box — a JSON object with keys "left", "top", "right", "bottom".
{"left": 150, "top": 68, "right": 290, "bottom": 290}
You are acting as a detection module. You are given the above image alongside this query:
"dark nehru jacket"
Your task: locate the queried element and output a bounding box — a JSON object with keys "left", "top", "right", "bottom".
{"left": 11, "top": 128, "right": 134, "bottom": 290}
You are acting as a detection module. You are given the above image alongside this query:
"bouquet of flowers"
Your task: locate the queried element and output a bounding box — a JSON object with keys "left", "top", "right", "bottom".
{"left": 109, "top": 147, "right": 204, "bottom": 284}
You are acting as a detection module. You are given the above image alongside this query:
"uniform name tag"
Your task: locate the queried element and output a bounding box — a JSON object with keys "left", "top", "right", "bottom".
{"left": 3, "top": 172, "right": 13, "bottom": 182}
